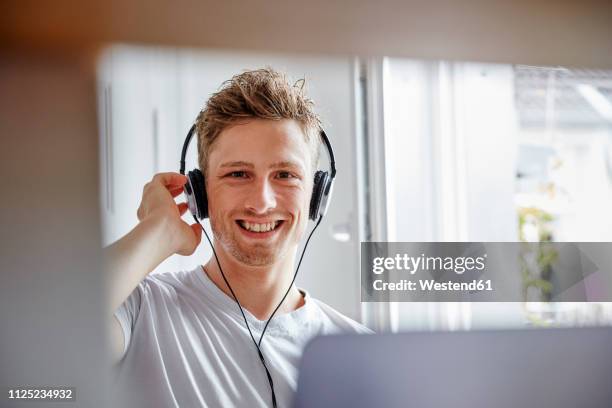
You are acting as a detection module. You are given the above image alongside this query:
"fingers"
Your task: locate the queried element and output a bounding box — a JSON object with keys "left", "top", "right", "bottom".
{"left": 153, "top": 172, "right": 188, "bottom": 188}
{"left": 169, "top": 185, "right": 185, "bottom": 198}
{"left": 177, "top": 202, "right": 188, "bottom": 215}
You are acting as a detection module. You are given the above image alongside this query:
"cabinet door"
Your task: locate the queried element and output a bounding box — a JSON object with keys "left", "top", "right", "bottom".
{"left": 99, "top": 46, "right": 156, "bottom": 246}
{"left": 97, "top": 51, "right": 115, "bottom": 246}
{"left": 147, "top": 48, "right": 188, "bottom": 275}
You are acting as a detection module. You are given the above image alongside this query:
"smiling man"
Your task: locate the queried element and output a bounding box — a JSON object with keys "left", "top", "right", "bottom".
{"left": 106, "top": 68, "right": 370, "bottom": 408}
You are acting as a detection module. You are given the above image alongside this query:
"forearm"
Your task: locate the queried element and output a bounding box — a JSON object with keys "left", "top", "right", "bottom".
{"left": 104, "top": 214, "right": 175, "bottom": 312}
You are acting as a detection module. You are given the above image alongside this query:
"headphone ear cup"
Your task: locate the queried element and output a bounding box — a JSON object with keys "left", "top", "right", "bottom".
{"left": 187, "top": 169, "right": 208, "bottom": 219}
{"left": 309, "top": 171, "right": 328, "bottom": 221}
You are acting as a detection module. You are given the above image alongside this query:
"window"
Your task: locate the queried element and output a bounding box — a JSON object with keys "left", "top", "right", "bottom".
{"left": 367, "top": 58, "right": 612, "bottom": 331}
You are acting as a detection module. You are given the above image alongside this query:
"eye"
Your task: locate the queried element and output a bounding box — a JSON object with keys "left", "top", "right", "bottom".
{"left": 277, "top": 171, "right": 296, "bottom": 179}
{"left": 227, "top": 171, "right": 248, "bottom": 178}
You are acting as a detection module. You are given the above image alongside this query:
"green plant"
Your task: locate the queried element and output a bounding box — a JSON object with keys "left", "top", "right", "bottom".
{"left": 518, "top": 207, "right": 558, "bottom": 303}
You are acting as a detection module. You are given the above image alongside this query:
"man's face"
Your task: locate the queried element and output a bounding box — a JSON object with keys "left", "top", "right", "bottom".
{"left": 206, "top": 119, "right": 314, "bottom": 266}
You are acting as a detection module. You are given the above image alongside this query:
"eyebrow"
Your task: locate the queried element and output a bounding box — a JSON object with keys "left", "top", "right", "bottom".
{"left": 219, "top": 161, "right": 254, "bottom": 169}
{"left": 219, "top": 160, "right": 304, "bottom": 172}
{"left": 270, "top": 161, "right": 304, "bottom": 172}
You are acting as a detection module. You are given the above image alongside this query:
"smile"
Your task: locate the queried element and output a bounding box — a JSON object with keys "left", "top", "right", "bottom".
{"left": 236, "top": 220, "right": 283, "bottom": 233}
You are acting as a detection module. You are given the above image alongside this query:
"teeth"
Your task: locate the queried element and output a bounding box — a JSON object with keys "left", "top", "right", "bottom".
{"left": 240, "top": 221, "right": 280, "bottom": 233}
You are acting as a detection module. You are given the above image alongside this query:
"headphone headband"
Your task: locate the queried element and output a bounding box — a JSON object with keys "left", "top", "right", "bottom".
{"left": 318, "top": 130, "right": 336, "bottom": 179}
{"left": 179, "top": 123, "right": 336, "bottom": 180}
{"left": 180, "top": 123, "right": 197, "bottom": 176}
{"left": 180, "top": 122, "right": 336, "bottom": 221}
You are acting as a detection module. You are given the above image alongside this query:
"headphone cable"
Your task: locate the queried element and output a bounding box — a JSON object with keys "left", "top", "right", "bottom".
{"left": 195, "top": 214, "right": 324, "bottom": 408}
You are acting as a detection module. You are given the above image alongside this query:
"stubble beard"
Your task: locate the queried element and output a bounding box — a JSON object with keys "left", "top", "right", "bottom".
{"left": 210, "top": 217, "right": 283, "bottom": 266}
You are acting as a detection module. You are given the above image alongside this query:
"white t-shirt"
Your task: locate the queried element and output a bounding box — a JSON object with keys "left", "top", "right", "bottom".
{"left": 113, "top": 266, "right": 371, "bottom": 407}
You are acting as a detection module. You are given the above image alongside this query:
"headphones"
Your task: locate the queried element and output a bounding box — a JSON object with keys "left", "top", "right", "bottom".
{"left": 179, "top": 123, "right": 337, "bottom": 222}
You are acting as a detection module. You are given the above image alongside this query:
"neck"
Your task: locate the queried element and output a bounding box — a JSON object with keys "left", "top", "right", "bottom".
{"left": 203, "top": 245, "right": 305, "bottom": 321}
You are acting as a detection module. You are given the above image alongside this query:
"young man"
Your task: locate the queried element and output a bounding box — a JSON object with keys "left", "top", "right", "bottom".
{"left": 106, "top": 68, "right": 370, "bottom": 407}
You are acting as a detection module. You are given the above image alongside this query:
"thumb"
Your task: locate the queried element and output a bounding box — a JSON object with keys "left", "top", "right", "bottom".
{"left": 190, "top": 223, "right": 203, "bottom": 244}
{"left": 178, "top": 223, "right": 203, "bottom": 256}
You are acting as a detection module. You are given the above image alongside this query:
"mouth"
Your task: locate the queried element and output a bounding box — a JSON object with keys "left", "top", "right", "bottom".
{"left": 235, "top": 219, "right": 284, "bottom": 238}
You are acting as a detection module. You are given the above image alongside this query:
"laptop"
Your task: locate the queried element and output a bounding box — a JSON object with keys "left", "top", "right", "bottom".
{"left": 294, "top": 327, "right": 612, "bottom": 408}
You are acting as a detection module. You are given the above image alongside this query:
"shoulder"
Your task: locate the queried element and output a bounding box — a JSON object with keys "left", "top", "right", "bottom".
{"left": 137, "top": 268, "right": 198, "bottom": 301}
{"left": 309, "top": 297, "right": 374, "bottom": 334}
{"left": 145, "top": 269, "right": 193, "bottom": 287}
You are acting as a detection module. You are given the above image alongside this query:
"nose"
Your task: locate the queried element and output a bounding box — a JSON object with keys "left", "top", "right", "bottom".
{"left": 244, "top": 177, "right": 277, "bottom": 214}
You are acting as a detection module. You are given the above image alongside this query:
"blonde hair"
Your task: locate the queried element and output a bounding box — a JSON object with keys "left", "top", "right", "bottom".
{"left": 196, "top": 68, "right": 322, "bottom": 177}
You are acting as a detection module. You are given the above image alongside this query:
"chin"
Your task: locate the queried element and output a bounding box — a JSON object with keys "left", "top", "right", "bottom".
{"left": 228, "top": 244, "right": 279, "bottom": 266}
{"left": 235, "top": 253, "right": 275, "bottom": 267}
{"left": 233, "top": 241, "right": 294, "bottom": 267}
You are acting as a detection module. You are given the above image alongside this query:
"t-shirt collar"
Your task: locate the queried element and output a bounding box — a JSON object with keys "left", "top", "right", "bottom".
{"left": 193, "top": 265, "right": 314, "bottom": 332}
